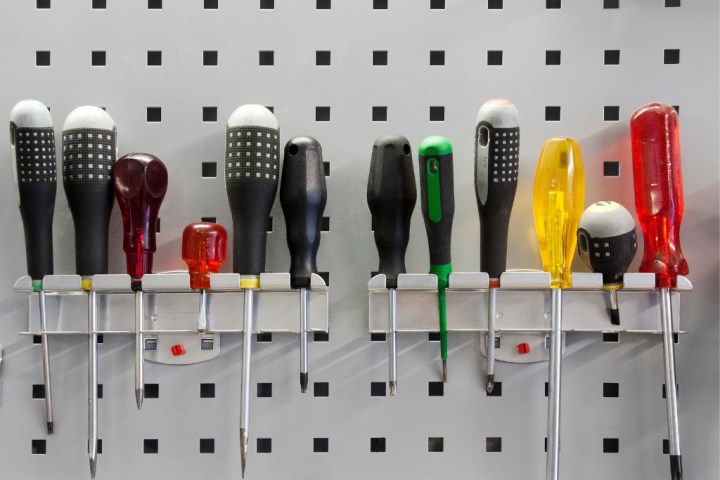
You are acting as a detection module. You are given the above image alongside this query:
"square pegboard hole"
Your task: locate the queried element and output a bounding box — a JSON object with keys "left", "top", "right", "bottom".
{"left": 664, "top": 49, "right": 680, "bottom": 64}
{"left": 488, "top": 0, "right": 502, "bottom": 8}
{"left": 373, "top": 50, "right": 388, "bottom": 66}
{"left": 665, "top": 0, "right": 680, "bottom": 6}
{"left": 430, "top": 50, "right": 445, "bottom": 66}
{"left": 260, "top": 0, "right": 274, "bottom": 8}
{"left": 314, "top": 382, "right": 329, "bottom": 397}
{"left": 156, "top": 218, "right": 161, "bottom": 233}
{"left": 147, "top": 51, "right": 162, "bottom": 66}
{"left": 200, "top": 383, "right": 215, "bottom": 398}
{"left": 144, "top": 439, "right": 159, "bottom": 454}
{"left": 203, "top": 50, "right": 218, "bottom": 66}
{"left": 544, "top": 437, "right": 547, "bottom": 452}
{"left": 371, "top": 333, "right": 386, "bottom": 341}
{"left": 200, "top": 438, "right": 214, "bottom": 453}
{"left": 87, "top": 439, "right": 103, "bottom": 454}
{"left": 546, "top": 0, "right": 560, "bottom": 8}
{"left": 428, "top": 332, "right": 440, "bottom": 341}
{"left": 603, "top": 438, "right": 619, "bottom": 453}
{"left": 546, "top": 50, "right": 561, "bottom": 65}
{"left": 267, "top": 216, "right": 273, "bottom": 233}
{"left": 201, "top": 216, "right": 217, "bottom": 223}
{"left": 604, "top": 106, "right": 620, "bottom": 121}
{"left": 92, "top": 0, "right": 107, "bottom": 8}
{"left": 33, "top": 335, "right": 42, "bottom": 344}
{"left": 486, "top": 382, "right": 502, "bottom": 397}
{"left": 98, "top": 384, "right": 103, "bottom": 399}
{"left": 603, "top": 0, "right": 619, "bottom": 8}
{"left": 486, "top": 437, "right": 502, "bottom": 452}
{"left": 147, "top": 107, "right": 162, "bottom": 123}
{"left": 662, "top": 383, "right": 679, "bottom": 399}
{"left": 144, "top": 383, "right": 159, "bottom": 399}
{"left": 673, "top": 332, "right": 679, "bottom": 343}
{"left": 545, "top": 382, "right": 549, "bottom": 397}
{"left": 603, "top": 332, "right": 619, "bottom": 342}
{"left": 317, "top": 272, "right": 330, "bottom": 286}
{"left": 314, "top": 438, "right": 329, "bottom": 453}
{"left": 203, "top": 107, "right": 218, "bottom": 123}
{"left": 32, "top": 384, "right": 45, "bottom": 399}
{"left": 604, "top": 50, "right": 620, "bottom": 65}
{"left": 37, "top": 0, "right": 50, "bottom": 8}
{"left": 316, "top": 107, "right": 331, "bottom": 122}
{"left": 148, "top": 0, "right": 162, "bottom": 9}
{"left": 545, "top": 106, "right": 561, "bottom": 121}
{"left": 604, "top": 162, "right": 619, "bottom": 176}
{"left": 663, "top": 439, "right": 669, "bottom": 454}
{"left": 257, "top": 333, "right": 273, "bottom": 342}
{"left": 314, "top": 332, "right": 330, "bottom": 341}
{"left": 373, "top": 0, "right": 388, "bottom": 9}
{"left": 97, "top": 334, "right": 104, "bottom": 343}
{"left": 371, "top": 382, "right": 386, "bottom": 397}
{"left": 321, "top": 216, "right": 330, "bottom": 231}
{"left": 495, "top": 336, "right": 501, "bottom": 348}
{"left": 91, "top": 51, "right": 106, "bottom": 66}
{"left": 487, "top": 50, "right": 503, "bottom": 66}
{"left": 370, "top": 438, "right": 386, "bottom": 452}
{"left": 428, "top": 382, "right": 444, "bottom": 396}
{"left": 32, "top": 440, "right": 46, "bottom": 455}
{"left": 204, "top": 0, "right": 218, "bottom": 8}
{"left": 603, "top": 382, "right": 619, "bottom": 397}
{"left": 36, "top": 51, "right": 51, "bottom": 66}
{"left": 257, "top": 438, "right": 272, "bottom": 453}
{"left": 372, "top": 106, "right": 388, "bottom": 122}
{"left": 316, "top": 0, "right": 330, "bottom": 8}
{"left": 430, "top": 0, "right": 444, "bottom": 8}
{"left": 316, "top": 50, "right": 331, "bottom": 66}
{"left": 202, "top": 162, "right": 217, "bottom": 177}
{"left": 323, "top": 161, "right": 330, "bottom": 176}
{"left": 257, "top": 383, "right": 272, "bottom": 397}
{"left": 428, "top": 437, "right": 444, "bottom": 452}
{"left": 429, "top": 106, "right": 445, "bottom": 121}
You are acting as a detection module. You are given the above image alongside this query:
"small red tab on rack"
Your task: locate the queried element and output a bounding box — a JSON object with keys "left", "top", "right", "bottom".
{"left": 517, "top": 343, "right": 530, "bottom": 355}
{"left": 171, "top": 344, "right": 186, "bottom": 356}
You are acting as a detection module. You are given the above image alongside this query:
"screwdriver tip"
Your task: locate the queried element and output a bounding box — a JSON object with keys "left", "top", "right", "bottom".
{"left": 486, "top": 375, "right": 495, "bottom": 394}
{"left": 240, "top": 428, "right": 248, "bottom": 478}
{"left": 47, "top": 422, "right": 54, "bottom": 435}
{"left": 442, "top": 359, "right": 447, "bottom": 383}
{"left": 609, "top": 308, "right": 620, "bottom": 326}
{"left": 135, "top": 389, "right": 144, "bottom": 410}
{"left": 300, "top": 372, "right": 308, "bottom": 394}
{"left": 89, "top": 458, "right": 97, "bottom": 479}
{"left": 389, "top": 381, "right": 397, "bottom": 396}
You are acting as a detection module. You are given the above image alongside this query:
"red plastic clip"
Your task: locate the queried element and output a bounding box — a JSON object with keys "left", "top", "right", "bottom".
{"left": 171, "top": 344, "right": 186, "bottom": 356}
{"left": 517, "top": 343, "right": 531, "bottom": 355}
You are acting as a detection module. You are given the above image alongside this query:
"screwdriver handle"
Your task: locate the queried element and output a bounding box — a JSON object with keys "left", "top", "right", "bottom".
{"left": 367, "top": 135, "right": 417, "bottom": 289}
{"left": 182, "top": 222, "right": 228, "bottom": 290}
{"left": 475, "top": 100, "right": 519, "bottom": 279}
{"left": 280, "top": 136, "right": 327, "bottom": 289}
{"left": 418, "top": 136, "right": 454, "bottom": 267}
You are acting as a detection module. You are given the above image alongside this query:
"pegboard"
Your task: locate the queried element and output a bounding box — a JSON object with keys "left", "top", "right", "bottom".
{"left": 0, "top": 1, "right": 718, "bottom": 479}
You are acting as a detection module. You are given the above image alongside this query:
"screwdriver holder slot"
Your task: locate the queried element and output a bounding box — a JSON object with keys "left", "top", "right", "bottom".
{"left": 14, "top": 272, "right": 329, "bottom": 365}
{"left": 368, "top": 271, "right": 690, "bottom": 364}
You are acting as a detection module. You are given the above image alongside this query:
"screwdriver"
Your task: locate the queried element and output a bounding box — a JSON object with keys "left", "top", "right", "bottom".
{"left": 61, "top": 105, "right": 117, "bottom": 478}
{"left": 113, "top": 153, "right": 168, "bottom": 410}
{"left": 224, "top": 104, "right": 279, "bottom": 477}
{"left": 9, "top": 99, "right": 57, "bottom": 435}
{"left": 367, "top": 135, "right": 417, "bottom": 396}
{"left": 182, "top": 222, "right": 227, "bottom": 332}
{"left": 279, "top": 136, "right": 327, "bottom": 394}
{"left": 418, "top": 136, "right": 454, "bottom": 382}
{"left": 474, "top": 99, "right": 520, "bottom": 393}
{"left": 630, "top": 102, "right": 688, "bottom": 480}
{"left": 533, "top": 137, "right": 585, "bottom": 480}
{"left": 577, "top": 201, "right": 637, "bottom": 325}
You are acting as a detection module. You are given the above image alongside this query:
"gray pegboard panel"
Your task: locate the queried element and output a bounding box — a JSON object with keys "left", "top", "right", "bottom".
{"left": 0, "top": 1, "right": 718, "bottom": 479}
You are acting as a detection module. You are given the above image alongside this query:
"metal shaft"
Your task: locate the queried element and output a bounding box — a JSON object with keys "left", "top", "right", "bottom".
{"left": 198, "top": 289, "right": 209, "bottom": 332}
{"left": 660, "top": 287, "right": 683, "bottom": 480}
{"left": 88, "top": 289, "right": 98, "bottom": 479}
{"left": 300, "top": 287, "right": 309, "bottom": 393}
{"left": 38, "top": 290, "right": 54, "bottom": 434}
{"left": 486, "top": 286, "right": 497, "bottom": 393}
{"left": 240, "top": 287, "right": 254, "bottom": 478}
{"left": 546, "top": 288, "right": 563, "bottom": 480}
{"left": 608, "top": 289, "right": 620, "bottom": 326}
{"left": 134, "top": 290, "right": 144, "bottom": 409}
{"left": 388, "top": 288, "right": 398, "bottom": 396}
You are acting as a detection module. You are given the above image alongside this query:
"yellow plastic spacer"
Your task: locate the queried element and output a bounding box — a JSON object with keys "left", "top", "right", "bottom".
{"left": 240, "top": 278, "right": 260, "bottom": 290}
{"left": 81, "top": 279, "right": 93, "bottom": 291}
{"left": 603, "top": 283, "right": 623, "bottom": 291}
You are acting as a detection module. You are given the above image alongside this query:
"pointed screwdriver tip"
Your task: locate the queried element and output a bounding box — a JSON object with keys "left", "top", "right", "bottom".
{"left": 89, "top": 457, "right": 97, "bottom": 479}
{"left": 135, "top": 389, "right": 144, "bottom": 410}
{"left": 300, "top": 372, "right": 308, "bottom": 394}
{"left": 240, "top": 428, "right": 248, "bottom": 478}
{"left": 486, "top": 375, "right": 495, "bottom": 394}
{"left": 389, "top": 381, "right": 397, "bottom": 396}
{"left": 47, "top": 422, "right": 54, "bottom": 435}
{"left": 442, "top": 359, "right": 447, "bottom": 383}
{"left": 609, "top": 308, "right": 620, "bottom": 326}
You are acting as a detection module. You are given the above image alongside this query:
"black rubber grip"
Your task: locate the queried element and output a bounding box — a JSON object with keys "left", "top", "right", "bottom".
{"left": 419, "top": 150, "right": 454, "bottom": 266}
{"left": 670, "top": 455, "right": 682, "bottom": 480}
{"left": 577, "top": 228, "right": 637, "bottom": 285}
{"left": 280, "top": 136, "right": 327, "bottom": 289}
{"left": 476, "top": 124, "right": 519, "bottom": 278}
{"left": 367, "top": 135, "right": 416, "bottom": 289}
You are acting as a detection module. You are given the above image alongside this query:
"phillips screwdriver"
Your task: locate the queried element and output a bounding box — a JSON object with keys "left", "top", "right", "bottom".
{"left": 367, "top": 136, "right": 417, "bottom": 396}
{"left": 474, "top": 99, "right": 520, "bottom": 393}
{"left": 631, "top": 102, "right": 688, "bottom": 480}
{"left": 10, "top": 99, "right": 57, "bottom": 435}
{"left": 533, "top": 137, "right": 585, "bottom": 480}
{"left": 577, "top": 201, "right": 637, "bottom": 325}
{"left": 418, "top": 136, "right": 454, "bottom": 383}
{"left": 113, "top": 153, "right": 168, "bottom": 410}
{"left": 279, "top": 136, "right": 327, "bottom": 394}
{"left": 182, "top": 222, "right": 227, "bottom": 333}
{"left": 61, "top": 105, "right": 117, "bottom": 478}
{"left": 224, "top": 104, "right": 279, "bottom": 477}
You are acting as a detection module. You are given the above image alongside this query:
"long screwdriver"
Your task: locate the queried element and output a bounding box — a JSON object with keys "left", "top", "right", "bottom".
{"left": 10, "top": 99, "right": 57, "bottom": 435}
{"left": 418, "top": 136, "right": 454, "bottom": 382}
{"left": 61, "top": 105, "right": 117, "bottom": 478}
{"left": 533, "top": 137, "right": 585, "bottom": 480}
{"left": 224, "top": 104, "right": 279, "bottom": 477}
{"left": 474, "top": 99, "right": 520, "bottom": 393}
{"left": 631, "top": 102, "right": 688, "bottom": 480}
{"left": 367, "top": 135, "right": 417, "bottom": 396}
{"left": 182, "top": 222, "right": 227, "bottom": 333}
{"left": 279, "top": 136, "right": 327, "bottom": 394}
{"left": 577, "top": 201, "right": 637, "bottom": 325}
{"left": 113, "top": 153, "right": 168, "bottom": 410}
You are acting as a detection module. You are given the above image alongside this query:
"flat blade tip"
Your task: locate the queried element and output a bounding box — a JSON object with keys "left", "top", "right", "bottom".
{"left": 89, "top": 458, "right": 97, "bottom": 479}
{"left": 442, "top": 359, "right": 447, "bottom": 383}
{"left": 486, "top": 375, "right": 495, "bottom": 394}
{"left": 389, "top": 381, "right": 397, "bottom": 396}
{"left": 47, "top": 422, "right": 54, "bottom": 435}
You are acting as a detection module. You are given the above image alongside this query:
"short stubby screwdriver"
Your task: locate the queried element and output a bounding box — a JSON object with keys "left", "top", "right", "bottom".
{"left": 113, "top": 153, "right": 168, "bottom": 410}
{"left": 474, "top": 99, "right": 520, "bottom": 393}
{"left": 279, "top": 136, "right": 327, "bottom": 394}
{"left": 577, "top": 201, "right": 637, "bottom": 325}
{"left": 631, "top": 102, "right": 689, "bottom": 480}
{"left": 225, "top": 104, "right": 279, "bottom": 477}
{"left": 62, "top": 105, "right": 117, "bottom": 478}
{"left": 533, "top": 137, "right": 585, "bottom": 480}
{"left": 367, "top": 136, "right": 417, "bottom": 396}
{"left": 419, "top": 136, "right": 454, "bottom": 383}
{"left": 10, "top": 99, "right": 57, "bottom": 435}
{"left": 182, "top": 222, "right": 227, "bottom": 333}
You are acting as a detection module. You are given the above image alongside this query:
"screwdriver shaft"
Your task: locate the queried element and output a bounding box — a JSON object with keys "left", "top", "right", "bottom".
{"left": 546, "top": 288, "right": 563, "bottom": 480}
{"left": 388, "top": 288, "right": 398, "bottom": 396}
{"left": 486, "top": 286, "right": 497, "bottom": 393}
{"left": 198, "top": 289, "right": 209, "bottom": 332}
{"left": 134, "top": 290, "right": 144, "bottom": 409}
{"left": 38, "top": 290, "right": 54, "bottom": 434}
{"left": 240, "top": 287, "right": 255, "bottom": 478}
{"left": 300, "top": 287, "right": 309, "bottom": 393}
{"left": 660, "top": 288, "right": 683, "bottom": 479}
{"left": 88, "top": 289, "right": 98, "bottom": 478}
{"left": 608, "top": 290, "right": 620, "bottom": 326}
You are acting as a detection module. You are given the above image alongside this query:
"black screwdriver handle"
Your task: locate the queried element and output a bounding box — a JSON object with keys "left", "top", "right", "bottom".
{"left": 418, "top": 136, "right": 454, "bottom": 267}
{"left": 475, "top": 100, "right": 520, "bottom": 279}
{"left": 367, "top": 135, "right": 417, "bottom": 289}
{"left": 280, "top": 136, "right": 327, "bottom": 289}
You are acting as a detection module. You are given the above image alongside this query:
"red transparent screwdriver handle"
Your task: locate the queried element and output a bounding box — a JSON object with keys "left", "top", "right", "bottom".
{"left": 182, "top": 222, "right": 228, "bottom": 290}
{"left": 630, "top": 103, "right": 689, "bottom": 288}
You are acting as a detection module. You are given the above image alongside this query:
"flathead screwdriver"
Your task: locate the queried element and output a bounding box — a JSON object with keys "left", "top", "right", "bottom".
{"left": 474, "top": 99, "right": 520, "bottom": 393}
{"left": 225, "top": 104, "right": 280, "bottom": 477}
{"left": 367, "top": 135, "right": 417, "bottom": 396}
{"left": 61, "top": 105, "right": 117, "bottom": 478}
{"left": 10, "top": 99, "right": 57, "bottom": 435}
{"left": 418, "top": 136, "right": 454, "bottom": 383}
{"left": 280, "top": 136, "right": 327, "bottom": 394}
